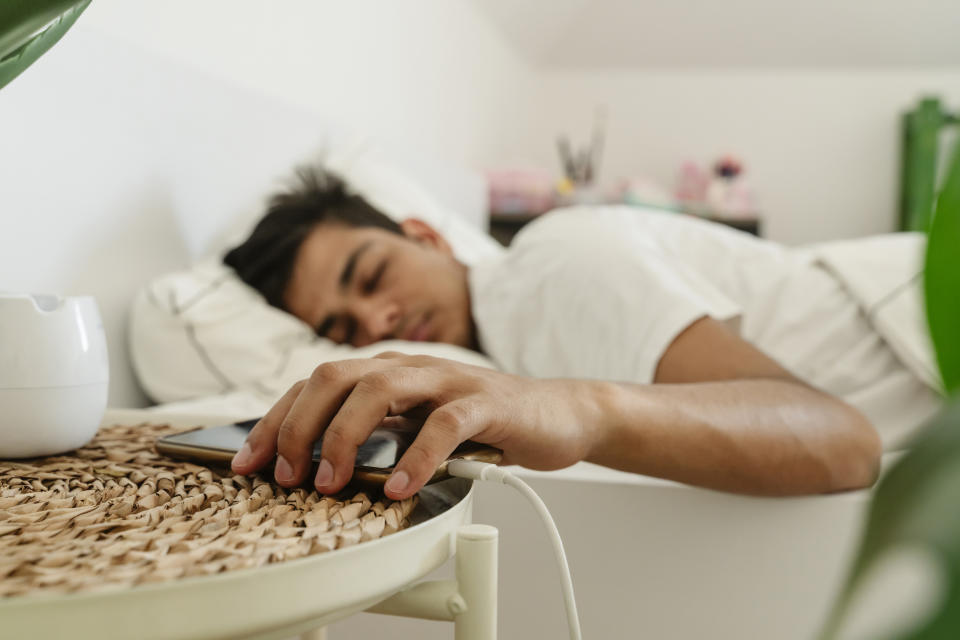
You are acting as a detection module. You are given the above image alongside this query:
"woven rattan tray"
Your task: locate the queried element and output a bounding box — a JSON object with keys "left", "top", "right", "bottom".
{"left": 0, "top": 423, "right": 417, "bottom": 598}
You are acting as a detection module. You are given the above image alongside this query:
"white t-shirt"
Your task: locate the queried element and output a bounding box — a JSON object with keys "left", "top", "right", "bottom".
{"left": 469, "top": 206, "right": 941, "bottom": 450}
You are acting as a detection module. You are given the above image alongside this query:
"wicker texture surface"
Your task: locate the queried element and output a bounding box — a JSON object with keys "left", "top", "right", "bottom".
{"left": 0, "top": 424, "right": 417, "bottom": 598}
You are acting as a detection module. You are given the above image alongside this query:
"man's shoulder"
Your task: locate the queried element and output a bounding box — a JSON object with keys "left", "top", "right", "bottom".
{"left": 507, "top": 206, "right": 664, "bottom": 252}
{"left": 470, "top": 207, "right": 678, "bottom": 298}
{"left": 510, "top": 205, "right": 730, "bottom": 249}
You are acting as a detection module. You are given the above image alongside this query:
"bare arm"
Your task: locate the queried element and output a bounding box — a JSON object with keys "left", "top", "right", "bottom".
{"left": 583, "top": 316, "right": 882, "bottom": 495}
{"left": 233, "top": 317, "right": 881, "bottom": 499}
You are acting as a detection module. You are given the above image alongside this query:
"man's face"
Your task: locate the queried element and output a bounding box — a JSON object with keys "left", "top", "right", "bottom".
{"left": 284, "top": 219, "right": 475, "bottom": 349}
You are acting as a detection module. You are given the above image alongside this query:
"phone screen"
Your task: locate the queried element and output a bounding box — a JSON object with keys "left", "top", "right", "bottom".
{"left": 158, "top": 418, "right": 416, "bottom": 470}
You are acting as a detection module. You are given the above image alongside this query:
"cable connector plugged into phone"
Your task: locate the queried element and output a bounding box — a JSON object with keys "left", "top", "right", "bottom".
{"left": 446, "top": 459, "right": 512, "bottom": 483}
{"left": 446, "top": 460, "right": 583, "bottom": 640}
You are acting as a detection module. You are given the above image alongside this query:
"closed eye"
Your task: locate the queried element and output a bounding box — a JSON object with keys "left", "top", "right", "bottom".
{"left": 363, "top": 259, "right": 388, "bottom": 294}
{"left": 316, "top": 315, "right": 357, "bottom": 344}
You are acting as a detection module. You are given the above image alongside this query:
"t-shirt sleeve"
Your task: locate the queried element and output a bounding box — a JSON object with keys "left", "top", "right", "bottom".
{"left": 471, "top": 241, "right": 742, "bottom": 384}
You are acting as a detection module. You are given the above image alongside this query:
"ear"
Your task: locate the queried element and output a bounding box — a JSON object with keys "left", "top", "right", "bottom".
{"left": 399, "top": 218, "right": 454, "bottom": 256}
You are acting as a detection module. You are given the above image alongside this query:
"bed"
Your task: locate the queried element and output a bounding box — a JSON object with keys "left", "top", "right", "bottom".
{"left": 0, "top": 28, "right": 917, "bottom": 640}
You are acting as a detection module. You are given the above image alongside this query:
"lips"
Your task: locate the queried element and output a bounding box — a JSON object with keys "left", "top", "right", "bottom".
{"left": 403, "top": 314, "right": 432, "bottom": 342}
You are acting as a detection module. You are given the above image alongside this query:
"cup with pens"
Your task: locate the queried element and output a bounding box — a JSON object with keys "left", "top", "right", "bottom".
{"left": 555, "top": 108, "right": 607, "bottom": 206}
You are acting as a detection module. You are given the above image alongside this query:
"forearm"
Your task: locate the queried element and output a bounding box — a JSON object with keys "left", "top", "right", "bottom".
{"left": 583, "top": 378, "right": 882, "bottom": 496}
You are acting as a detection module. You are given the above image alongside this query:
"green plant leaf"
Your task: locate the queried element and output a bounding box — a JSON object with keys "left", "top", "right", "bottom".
{"left": 822, "top": 128, "right": 960, "bottom": 639}
{"left": 925, "top": 143, "right": 960, "bottom": 393}
{"left": 821, "top": 401, "right": 960, "bottom": 639}
{"left": 0, "top": 0, "right": 91, "bottom": 92}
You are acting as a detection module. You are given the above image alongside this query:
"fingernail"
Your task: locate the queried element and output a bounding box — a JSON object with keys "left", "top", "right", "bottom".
{"left": 275, "top": 455, "right": 294, "bottom": 483}
{"left": 315, "top": 458, "right": 334, "bottom": 488}
{"left": 232, "top": 442, "right": 252, "bottom": 468}
{"left": 385, "top": 469, "right": 409, "bottom": 496}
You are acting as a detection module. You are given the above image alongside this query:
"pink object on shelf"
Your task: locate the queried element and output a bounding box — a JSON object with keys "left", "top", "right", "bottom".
{"left": 675, "top": 156, "right": 757, "bottom": 218}
{"left": 674, "top": 160, "right": 709, "bottom": 205}
{"left": 706, "top": 155, "right": 756, "bottom": 218}
{"left": 486, "top": 167, "right": 556, "bottom": 215}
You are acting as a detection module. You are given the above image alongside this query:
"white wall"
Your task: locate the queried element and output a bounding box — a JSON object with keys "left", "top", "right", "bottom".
{"left": 475, "top": 0, "right": 960, "bottom": 243}
{"left": 515, "top": 70, "right": 960, "bottom": 244}
{"left": 79, "top": 0, "right": 530, "bottom": 167}
{"left": 479, "top": 0, "right": 960, "bottom": 69}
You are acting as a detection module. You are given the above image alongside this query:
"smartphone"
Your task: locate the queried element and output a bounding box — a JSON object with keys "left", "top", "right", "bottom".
{"left": 155, "top": 418, "right": 502, "bottom": 488}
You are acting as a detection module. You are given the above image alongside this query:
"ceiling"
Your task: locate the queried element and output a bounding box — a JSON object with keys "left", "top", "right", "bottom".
{"left": 475, "top": 0, "right": 960, "bottom": 69}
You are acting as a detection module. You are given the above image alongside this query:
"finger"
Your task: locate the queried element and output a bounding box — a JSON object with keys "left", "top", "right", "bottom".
{"left": 317, "top": 367, "right": 444, "bottom": 494}
{"left": 376, "top": 351, "right": 441, "bottom": 369}
{"left": 274, "top": 359, "right": 390, "bottom": 487}
{"left": 384, "top": 401, "right": 481, "bottom": 500}
{"left": 231, "top": 381, "right": 304, "bottom": 474}
{"left": 378, "top": 415, "right": 424, "bottom": 431}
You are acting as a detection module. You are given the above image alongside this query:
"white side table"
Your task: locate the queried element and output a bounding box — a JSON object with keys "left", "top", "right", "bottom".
{"left": 0, "top": 409, "right": 499, "bottom": 640}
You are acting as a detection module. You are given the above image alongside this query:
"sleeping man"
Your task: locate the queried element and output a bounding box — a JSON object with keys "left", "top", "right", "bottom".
{"left": 224, "top": 168, "right": 942, "bottom": 501}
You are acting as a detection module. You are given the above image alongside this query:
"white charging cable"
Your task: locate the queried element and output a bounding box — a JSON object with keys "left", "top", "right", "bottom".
{"left": 447, "top": 459, "right": 582, "bottom": 640}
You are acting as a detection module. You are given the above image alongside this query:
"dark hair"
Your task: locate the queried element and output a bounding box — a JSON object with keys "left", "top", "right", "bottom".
{"left": 223, "top": 166, "right": 402, "bottom": 310}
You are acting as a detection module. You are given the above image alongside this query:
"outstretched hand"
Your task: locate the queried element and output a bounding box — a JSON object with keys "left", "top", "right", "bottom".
{"left": 230, "top": 352, "right": 603, "bottom": 500}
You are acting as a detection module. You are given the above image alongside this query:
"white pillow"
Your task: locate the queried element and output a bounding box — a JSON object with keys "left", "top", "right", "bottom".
{"left": 130, "top": 141, "right": 502, "bottom": 404}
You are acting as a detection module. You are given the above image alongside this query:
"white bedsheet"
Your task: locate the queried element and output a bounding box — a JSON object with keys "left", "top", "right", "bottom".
{"left": 814, "top": 232, "right": 940, "bottom": 390}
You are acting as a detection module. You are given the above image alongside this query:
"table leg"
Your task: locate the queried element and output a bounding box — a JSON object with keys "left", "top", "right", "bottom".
{"left": 455, "top": 524, "right": 499, "bottom": 640}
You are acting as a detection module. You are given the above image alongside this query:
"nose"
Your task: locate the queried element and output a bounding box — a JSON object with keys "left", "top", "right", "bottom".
{"left": 351, "top": 298, "right": 401, "bottom": 346}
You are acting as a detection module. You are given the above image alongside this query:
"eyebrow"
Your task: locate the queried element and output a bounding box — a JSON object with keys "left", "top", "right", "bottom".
{"left": 315, "top": 240, "right": 374, "bottom": 338}
{"left": 339, "top": 241, "right": 373, "bottom": 292}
